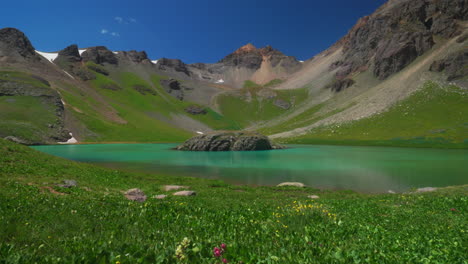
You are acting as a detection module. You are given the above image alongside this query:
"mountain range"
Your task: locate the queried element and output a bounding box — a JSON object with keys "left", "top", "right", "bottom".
{"left": 0, "top": 0, "right": 467, "bottom": 147}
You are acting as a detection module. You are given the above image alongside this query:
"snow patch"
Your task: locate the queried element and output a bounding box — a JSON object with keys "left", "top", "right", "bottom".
{"left": 151, "top": 60, "right": 158, "bottom": 64}
{"left": 35, "top": 50, "right": 58, "bottom": 62}
{"left": 61, "top": 99, "right": 66, "bottom": 106}
{"left": 58, "top": 133, "right": 78, "bottom": 144}
{"left": 113, "top": 51, "right": 119, "bottom": 55}
{"left": 78, "top": 49, "right": 87, "bottom": 55}
{"left": 299, "top": 60, "right": 304, "bottom": 63}
{"left": 215, "top": 79, "right": 225, "bottom": 84}
{"left": 196, "top": 131, "right": 204, "bottom": 135}
{"left": 62, "top": 70, "right": 75, "bottom": 79}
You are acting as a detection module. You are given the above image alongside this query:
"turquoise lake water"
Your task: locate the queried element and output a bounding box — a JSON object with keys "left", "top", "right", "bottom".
{"left": 31, "top": 144, "right": 468, "bottom": 193}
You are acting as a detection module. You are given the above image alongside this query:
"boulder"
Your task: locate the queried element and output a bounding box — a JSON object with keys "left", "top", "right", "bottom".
{"left": 163, "top": 185, "right": 189, "bottom": 191}
{"left": 273, "top": 99, "right": 291, "bottom": 110}
{"left": 57, "top": 180, "right": 78, "bottom": 188}
{"left": 176, "top": 131, "right": 282, "bottom": 151}
{"left": 173, "top": 191, "right": 196, "bottom": 196}
{"left": 415, "top": 187, "right": 438, "bottom": 193}
{"left": 308, "top": 195, "right": 320, "bottom": 199}
{"left": 277, "top": 182, "right": 305, "bottom": 187}
{"left": 124, "top": 188, "right": 147, "bottom": 202}
{"left": 185, "top": 105, "right": 207, "bottom": 115}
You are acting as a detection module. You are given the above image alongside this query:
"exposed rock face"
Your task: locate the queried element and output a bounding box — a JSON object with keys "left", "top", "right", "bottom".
{"left": 153, "top": 44, "right": 301, "bottom": 87}
{"left": 185, "top": 105, "right": 207, "bottom": 115}
{"left": 331, "top": 0, "right": 466, "bottom": 81}
{"left": 176, "top": 131, "right": 282, "bottom": 151}
{"left": 0, "top": 28, "right": 38, "bottom": 61}
{"left": 160, "top": 78, "right": 184, "bottom": 100}
{"left": 81, "top": 46, "right": 118, "bottom": 65}
{"left": 374, "top": 32, "right": 434, "bottom": 80}
{"left": 56, "top": 44, "right": 81, "bottom": 63}
{"left": 430, "top": 50, "right": 468, "bottom": 81}
{"left": 119, "top": 50, "right": 151, "bottom": 64}
{"left": 273, "top": 99, "right": 291, "bottom": 110}
{"left": 133, "top": 84, "right": 156, "bottom": 95}
{"left": 156, "top": 58, "right": 190, "bottom": 76}
{"left": 330, "top": 78, "right": 356, "bottom": 92}
{"left": 219, "top": 44, "right": 302, "bottom": 73}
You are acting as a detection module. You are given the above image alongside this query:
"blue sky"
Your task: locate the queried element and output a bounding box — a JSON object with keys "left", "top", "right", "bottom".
{"left": 1, "top": 0, "right": 386, "bottom": 63}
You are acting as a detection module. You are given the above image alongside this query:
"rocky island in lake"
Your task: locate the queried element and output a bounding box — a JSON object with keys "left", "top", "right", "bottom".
{"left": 176, "top": 131, "right": 284, "bottom": 151}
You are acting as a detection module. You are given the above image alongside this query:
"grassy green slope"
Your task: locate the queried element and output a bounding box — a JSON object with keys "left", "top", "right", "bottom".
{"left": 0, "top": 138, "right": 467, "bottom": 263}
{"left": 61, "top": 70, "right": 239, "bottom": 142}
{"left": 285, "top": 82, "right": 468, "bottom": 148}
{"left": 217, "top": 80, "right": 309, "bottom": 127}
{"left": 0, "top": 72, "right": 61, "bottom": 143}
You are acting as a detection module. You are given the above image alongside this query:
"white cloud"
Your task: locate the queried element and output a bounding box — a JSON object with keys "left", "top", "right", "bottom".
{"left": 101, "top": 29, "right": 108, "bottom": 34}
{"left": 115, "top": 16, "right": 124, "bottom": 24}
{"left": 115, "top": 16, "right": 137, "bottom": 24}
{"left": 111, "top": 32, "right": 120, "bottom": 37}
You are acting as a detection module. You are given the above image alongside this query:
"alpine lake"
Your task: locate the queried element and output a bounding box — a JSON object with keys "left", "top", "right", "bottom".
{"left": 32, "top": 143, "right": 468, "bottom": 193}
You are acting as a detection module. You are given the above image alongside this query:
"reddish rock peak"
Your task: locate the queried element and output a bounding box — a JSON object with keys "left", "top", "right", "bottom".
{"left": 234, "top": 43, "right": 257, "bottom": 54}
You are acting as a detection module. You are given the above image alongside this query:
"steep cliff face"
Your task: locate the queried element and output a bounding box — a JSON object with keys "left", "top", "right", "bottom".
{"left": 0, "top": 28, "right": 39, "bottom": 62}
{"left": 331, "top": 0, "right": 467, "bottom": 81}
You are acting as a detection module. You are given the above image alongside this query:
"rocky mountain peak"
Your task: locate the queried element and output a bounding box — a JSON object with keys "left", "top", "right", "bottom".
{"left": 118, "top": 50, "right": 151, "bottom": 64}
{"left": 0, "top": 27, "right": 37, "bottom": 61}
{"left": 81, "top": 46, "right": 118, "bottom": 65}
{"left": 234, "top": 43, "right": 257, "bottom": 54}
{"left": 57, "top": 44, "right": 81, "bottom": 62}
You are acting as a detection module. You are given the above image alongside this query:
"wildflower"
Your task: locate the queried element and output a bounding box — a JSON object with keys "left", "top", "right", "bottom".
{"left": 221, "top": 243, "right": 226, "bottom": 250}
{"left": 116, "top": 261, "right": 121, "bottom": 264}
{"left": 222, "top": 258, "right": 228, "bottom": 263}
{"left": 213, "top": 247, "right": 221, "bottom": 257}
{"left": 450, "top": 208, "right": 457, "bottom": 212}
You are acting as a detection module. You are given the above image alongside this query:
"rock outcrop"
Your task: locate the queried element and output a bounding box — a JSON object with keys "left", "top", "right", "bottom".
{"left": 118, "top": 50, "right": 152, "bottom": 64}
{"left": 156, "top": 58, "right": 191, "bottom": 76}
{"left": 429, "top": 50, "right": 468, "bottom": 81}
{"left": 56, "top": 44, "right": 81, "bottom": 63}
{"left": 81, "top": 46, "right": 118, "bottom": 65}
{"left": 374, "top": 32, "right": 434, "bottom": 80}
{"left": 329, "top": 78, "right": 356, "bottom": 92}
{"left": 0, "top": 28, "right": 38, "bottom": 62}
{"left": 185, "top": 105, "right": 207, "bottom": 115}
{"left": 219, "top": 44, "right": 302, "bottom": 73}
{"left": 330, "top": 0, "right": 466, "bottom": 81}
{"left": 176, "top": 131, "right": 283, "bottom": 151}
{"left": 160, "top": 78, "right": 184, "bottom": 100}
